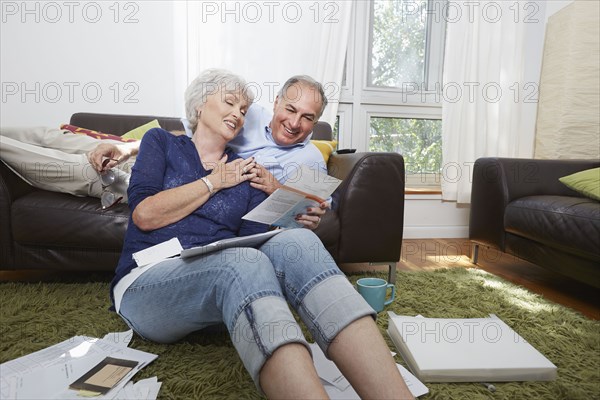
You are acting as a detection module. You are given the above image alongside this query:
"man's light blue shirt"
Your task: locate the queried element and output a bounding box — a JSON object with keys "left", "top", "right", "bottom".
{"left": 182, "top": 104, "right": 327, "bottom": 184}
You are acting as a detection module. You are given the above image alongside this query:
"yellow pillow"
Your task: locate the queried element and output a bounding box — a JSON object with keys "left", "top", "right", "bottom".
{"left": 121, "top": 119, "right": 161, "bottom": 140}
{"left": 311, "top": 140, "right": 338, "bottom": 163}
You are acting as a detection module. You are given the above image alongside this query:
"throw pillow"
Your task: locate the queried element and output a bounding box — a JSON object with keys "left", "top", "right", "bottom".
{"left": 559, "top": 167, "right": 600, "bottom": 201}
{"left": 121, "top": 119, "right": 161, "bottom": 140}
{"left": 311, "top": 140, "right": 338, "bottom": 163}
{"left": 60, "top": 124, "right": 138, "bottom": 143}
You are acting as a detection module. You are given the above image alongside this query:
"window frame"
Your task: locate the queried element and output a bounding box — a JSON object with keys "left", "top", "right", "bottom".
{"left": 366, "top": 110, "right": 443, "bottom": 187}
{"left": 338, "top": 0, "right": 447, "bottom": 188}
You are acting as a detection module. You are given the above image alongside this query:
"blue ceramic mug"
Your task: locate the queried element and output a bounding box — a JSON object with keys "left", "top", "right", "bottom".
{"left": 356, "top": 277, "right": 396, "bottom": 312}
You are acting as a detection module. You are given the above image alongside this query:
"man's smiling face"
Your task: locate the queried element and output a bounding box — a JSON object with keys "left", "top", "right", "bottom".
{"left": 270, "top": 83, "right": 323, "bottom": 146}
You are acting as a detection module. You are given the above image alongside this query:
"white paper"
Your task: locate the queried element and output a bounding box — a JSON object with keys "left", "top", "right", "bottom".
{"left": 396, "top": 363, "right": 430, "bottom": 397}
{"left": 243, "top": 166, "right": 341, "bottom": 228}
{"left": 284, "top": 165, "right": 342, "bottom": 200}
{"left": 1, "top": 334, "right": 158, "bottom": 400}
{"left": 102, "top": 330, "right": 134, "bottom": 348}
{"left": 308, "top": 343, "right": 350, "bottom": 390}
{"left": 242, "top": 189, "right": 309, "bottom": 226}
{"left": 310, "top": 342, "right": 429, "bottom": 398}
{"left": 132, "top": 237, "right": 183, "bottom": 267}
{"left": 114, "top": 377, "right": 161, "bottom": 400}
{"left": 321, "top": 364, "right": 429, "bottom": 398}
{"left": 322, "top": 378, "right": 360, "bottom": 399}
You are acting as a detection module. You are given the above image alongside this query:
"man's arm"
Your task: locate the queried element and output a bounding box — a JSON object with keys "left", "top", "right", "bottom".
{"left": 87, "top": 129, "right": 188, "bottom": 172}
{"left": 87, "top": 141, "right": 140, "bottom": 172}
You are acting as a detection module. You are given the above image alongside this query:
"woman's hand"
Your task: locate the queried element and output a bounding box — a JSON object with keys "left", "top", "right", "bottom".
{"left": 134, "top": 155, "right": 257, "bottom": 231}
{"left": 205, "top": 155, "right": 258, "bottom": 193}
{"left": 87, "top": 142, "right": 137, "bottom": 172}
{"left": 295, "top": 201, "right": 330, "bottom": 230}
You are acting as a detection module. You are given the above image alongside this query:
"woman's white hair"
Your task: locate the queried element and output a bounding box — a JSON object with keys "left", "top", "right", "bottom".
{"left": 184, "top": 68, "right": 254, "bottom": 132}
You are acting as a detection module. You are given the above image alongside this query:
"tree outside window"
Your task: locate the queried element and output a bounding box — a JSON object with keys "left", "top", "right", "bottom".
{"left": 370, "top": 117, "right": 441, "bottom": 175}
{"left": 369, "top": 0, "right": 427, "bottom": 88}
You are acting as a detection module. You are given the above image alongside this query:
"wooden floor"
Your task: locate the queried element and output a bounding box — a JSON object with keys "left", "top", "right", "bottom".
{"left": 2, "top": 239, "right": 598, "bottom": 320}
{"left": 341, "top": 238, "right": 600, "bottom": 320}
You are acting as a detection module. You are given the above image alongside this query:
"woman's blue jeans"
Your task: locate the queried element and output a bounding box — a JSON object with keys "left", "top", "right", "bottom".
{"left": 118, "top": 229, "right": 374, "bottom": 387}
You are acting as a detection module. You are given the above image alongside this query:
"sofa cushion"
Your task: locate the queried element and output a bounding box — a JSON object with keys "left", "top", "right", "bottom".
{"left": 12, "top": 191, "right": 128, "bottom": 250}
{"left": 504, "top": 195, "right": 600, "bottom": 262}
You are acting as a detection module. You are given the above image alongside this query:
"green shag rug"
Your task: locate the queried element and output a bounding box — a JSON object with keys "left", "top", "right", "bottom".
{"left": 1, "top": 268, "right": 599, "bottom": 400}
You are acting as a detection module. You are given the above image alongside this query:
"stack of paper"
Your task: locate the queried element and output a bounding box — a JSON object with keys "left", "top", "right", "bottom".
{"left": 387, "top": 312, "right": 557, "bottom": 382}
{"left": 309, "top": 343, "right": 429, "bottom": 398}
{"left": 1, "top": 330, "right": 160, "bottom": 399}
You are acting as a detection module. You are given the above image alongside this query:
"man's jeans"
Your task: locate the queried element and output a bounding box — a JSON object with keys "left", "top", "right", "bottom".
{"left": 118, "top": 229, "right": 374, "bottom": 387}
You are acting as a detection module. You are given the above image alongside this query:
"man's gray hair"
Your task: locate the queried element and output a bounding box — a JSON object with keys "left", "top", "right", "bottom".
{"left": 278, "top": 75, "right": 328, "bottom": 119}
{"left": 185, "top": 68, "right": 254, "bottom": 133}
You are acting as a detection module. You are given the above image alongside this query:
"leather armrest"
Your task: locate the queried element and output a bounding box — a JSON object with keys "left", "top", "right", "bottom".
{"left": 495, "top": 158, "right": 600, "bottom": 201}
{"left": 469, "top": 157, "right": 600, "bottom": 250}
{"left": 0, "top": 161, "right": 37, "bottom": 267}
{"left": 0, "top": 161, "right": 36, "bottom": 202}
{"left": 326, "top": 152, "right": 405, "bottom": 263}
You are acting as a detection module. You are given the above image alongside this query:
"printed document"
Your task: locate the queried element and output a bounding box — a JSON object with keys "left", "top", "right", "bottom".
{"left": 243, "top": 165, "right": 341, "bottom": 228}
{"left": 1, "top": 330, "right": 159, "bottom": 400}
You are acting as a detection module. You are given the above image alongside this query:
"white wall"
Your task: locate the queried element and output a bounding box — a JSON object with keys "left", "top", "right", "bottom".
{"left": 404, "top": 194, "right": 471, "bottom": 239}
{"left": 0, "top": 1, "right": 185, "bottom": 128}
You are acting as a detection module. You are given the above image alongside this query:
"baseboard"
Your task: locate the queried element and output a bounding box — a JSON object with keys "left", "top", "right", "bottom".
{"left": 403, "top": 226, "right": 469, "bottom": 239}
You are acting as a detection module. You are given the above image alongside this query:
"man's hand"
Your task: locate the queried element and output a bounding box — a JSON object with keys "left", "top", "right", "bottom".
{"left": 87, "top": 142, "right": 137, "bottom": 172}
{"left": 249, "top": 164, "right": 282, "bottom": 195}
{"left": 295, "top": 201, "right": 330, "bottom": 230}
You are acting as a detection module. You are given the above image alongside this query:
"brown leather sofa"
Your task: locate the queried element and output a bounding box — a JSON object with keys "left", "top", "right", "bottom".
{"left": 469, "top": 157, "right": 600, "bottom": 288}
{"left": 0, "top": 112, "right": 405, "bottom": 282}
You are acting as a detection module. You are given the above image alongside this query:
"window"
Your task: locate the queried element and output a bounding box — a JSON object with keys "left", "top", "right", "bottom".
{"left": 338, "top": 0, "right": 447, "bottom": 188}
{"left": 332, "top": 115, "right": 340, "bottom": 142}
{"left": 369, "top": 0, "right": 427, "bottom": 88}
{"left": 370, "top": 116, "right": 441, "bottom": 185}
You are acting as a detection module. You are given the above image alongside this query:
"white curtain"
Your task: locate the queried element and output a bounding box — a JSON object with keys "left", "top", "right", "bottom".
{"left": 441, "top": 1, "right": 544, "bottom": 203}
{"left": 184, "top": 0, "right": 353, "bottom": 126}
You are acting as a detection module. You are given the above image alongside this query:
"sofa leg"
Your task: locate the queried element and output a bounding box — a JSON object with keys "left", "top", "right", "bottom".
{"left": 369, "top": 262, "right": 397, "bottom": 284}
{"left": 471, "top": 244, "right": 479, "bottom": 264}
{"left": 388, "top": 263, "right": 397, "bottom": 284}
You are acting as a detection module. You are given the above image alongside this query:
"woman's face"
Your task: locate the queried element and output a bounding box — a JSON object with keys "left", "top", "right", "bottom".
{"left": 196, "top": 88, "right": 249, "bottom": 142}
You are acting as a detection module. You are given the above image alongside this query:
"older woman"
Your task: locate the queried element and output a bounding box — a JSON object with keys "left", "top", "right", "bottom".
{"left": 111, "top": 69, "right": 413, "bottom": 399}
